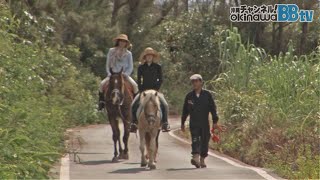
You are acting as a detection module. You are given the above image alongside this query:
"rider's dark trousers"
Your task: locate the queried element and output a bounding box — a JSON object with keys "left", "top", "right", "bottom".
{"left": 190, "top": 126, "right": 210, "bottom": 158}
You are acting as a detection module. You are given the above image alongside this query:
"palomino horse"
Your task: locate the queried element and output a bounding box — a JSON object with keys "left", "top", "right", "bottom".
{"left": 104, "top": 68, "right": 133, "bottom": 162}
{"left": 138, "top": 90, "right": 161, "bottom": 169}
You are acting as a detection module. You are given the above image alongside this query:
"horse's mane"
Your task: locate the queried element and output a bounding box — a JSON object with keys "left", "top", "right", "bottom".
{"left": 140, "top": 90, "right": 161, "bottom": 110}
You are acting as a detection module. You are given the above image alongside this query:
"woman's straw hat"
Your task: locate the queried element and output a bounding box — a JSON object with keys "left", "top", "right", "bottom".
{"left": 113, "top": 34, "right": 130, "bottom": 48}
{"left": 113, "top": 34, "right": 130, "bottom": 42}
{"left": 139, "top": 47, "right": 160, "bottom": 63}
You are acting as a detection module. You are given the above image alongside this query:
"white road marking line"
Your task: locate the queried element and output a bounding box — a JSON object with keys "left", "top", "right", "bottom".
{"left": 60, "top": 154, "right": 70, "bottom": 180}
{"left": 169, "top": 129, "right": 278, "bottom": 180}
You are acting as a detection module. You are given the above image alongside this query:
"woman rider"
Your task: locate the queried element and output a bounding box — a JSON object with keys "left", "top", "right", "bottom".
{"left": 130, "top": 47, "right": 171, "bottom": 133}
{"left": 98, "top": 34, "right": 139, "bottom": 110}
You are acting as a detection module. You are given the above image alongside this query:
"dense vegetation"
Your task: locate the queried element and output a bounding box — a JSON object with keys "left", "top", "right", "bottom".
{"left": 0, "top": 0, "right": 319, "bottom": 179}
{"left": 0, "top": 4, "right": 101, "bottom": 178}
{"left": 210, "top": 28, "right": 319, "bottom": 179}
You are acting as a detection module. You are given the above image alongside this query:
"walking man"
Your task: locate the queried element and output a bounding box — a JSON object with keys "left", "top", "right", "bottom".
{"left": 181, "top": 74, "right": 219, "bottom": 168}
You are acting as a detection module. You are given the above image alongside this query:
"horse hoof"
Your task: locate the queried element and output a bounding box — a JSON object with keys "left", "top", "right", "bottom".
{"left": 141, "top": 163, "right": 147, "bottom": 167}
{"left": 122, "top": 153, "right": 129, "bottom": 159}
{"left": 112, "top": 157, "right": 118, "bottom": 163}
{"left": 119, "top": 153, "right": 129, "bottom": 160}
{"left": 149, "top": 164, "right": 156, "bottom": 170}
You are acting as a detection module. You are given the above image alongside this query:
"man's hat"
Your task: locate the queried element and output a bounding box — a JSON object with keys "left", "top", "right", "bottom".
{"left": 190, "top": 74, "right": 203, "bottom": 81}
{"left": 139, "top": 47, "right": 160, "bottom": 63}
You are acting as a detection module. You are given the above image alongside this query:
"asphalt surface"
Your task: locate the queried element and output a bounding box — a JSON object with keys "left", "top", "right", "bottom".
{"left": 65, "top": 117, "right": 280, "bottom": 179}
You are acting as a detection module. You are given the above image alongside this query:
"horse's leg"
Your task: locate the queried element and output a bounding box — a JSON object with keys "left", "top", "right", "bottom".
{"left": 116, "top": 118, "right": 123, "bottom": 159}
{"left": 154, "top": 130, "right": 160, "bottom": 163}
{"left": 148, "top": 130, "right": 157, "bottom": 170}
{"left": 145, "top": 133, "right": 151, "bottom": 160}
{"left": 109, "top": 117, "right": 120, "bottom": 162}
{"left": 120, "top": 106, "right": 130, "bottom": 159}
{"left": 139, "top": 130, "right": 147, "bottom": 167}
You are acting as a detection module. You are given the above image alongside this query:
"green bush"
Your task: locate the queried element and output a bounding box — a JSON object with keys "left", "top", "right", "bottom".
{"left": 0, "top": 4, "right": 101, "bottom": 178}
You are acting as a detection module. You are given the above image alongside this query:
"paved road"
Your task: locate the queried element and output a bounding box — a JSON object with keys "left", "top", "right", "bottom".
{"left": 64, "top": 117, "right": 280, "bottom": 179}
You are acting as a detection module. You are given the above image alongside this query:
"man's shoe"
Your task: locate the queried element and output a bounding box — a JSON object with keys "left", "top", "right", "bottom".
{"left": 191, "top": 154, "right": 200, "bottom": 168}
{"left": 130, "top": 123, "right": 138, "bottom": 133}
{"left": 161, "top": 122, "right": 171, "bottom": 132}
{"left": 200, "top": 157, "right": 207, "bottom": 168}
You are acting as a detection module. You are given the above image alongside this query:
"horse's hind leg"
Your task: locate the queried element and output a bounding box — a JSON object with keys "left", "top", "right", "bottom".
{"left": 139, "top": 131, "right": 147, "bottom": 167}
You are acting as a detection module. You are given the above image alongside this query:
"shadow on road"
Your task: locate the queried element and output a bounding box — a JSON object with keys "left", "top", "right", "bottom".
{"left": 81, "top": 160, "right": 118, "bottom": 165}
{"left": 123, "top": 162, "right": 141, "bottom": 165}
{"left": 76, "top": 152, "right": 107, "bottom": 154}
{"left": 109, "top": 167, "right": 147, "bottom": 174}
{"left": 166, "top": 168, "right": 197, "bottom": 171}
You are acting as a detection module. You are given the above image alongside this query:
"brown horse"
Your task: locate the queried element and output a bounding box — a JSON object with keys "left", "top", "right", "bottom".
{"left": 138, "top": 90, "right": 161, "bottom": 169}
{"left": 104, "top": 68, "right": 133, "bottom": 162}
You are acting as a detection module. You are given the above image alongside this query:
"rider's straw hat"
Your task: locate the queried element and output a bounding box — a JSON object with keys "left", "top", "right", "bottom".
{"left": 113, "top": 34, "right": 130, "bottom": 42}
{"left": 139, "top": 47, "right": 160, "bottom": 63}
{"left": 113, "top": 34, "right": 130, "bottom": 45}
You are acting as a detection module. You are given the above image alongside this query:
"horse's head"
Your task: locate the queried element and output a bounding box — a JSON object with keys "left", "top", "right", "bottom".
{"left": 107, "top": 68, "right": 125, "bottom": 105}
{"left": 141, "top": 90, "right": 161, "bottom": 126}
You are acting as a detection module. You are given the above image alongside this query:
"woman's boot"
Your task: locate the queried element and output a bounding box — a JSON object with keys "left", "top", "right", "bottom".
{"left": 160, "top": 102, "right": 171, "bottom": 132}
{"left": 98, "top": 92, "right": 105, "bottom": 111}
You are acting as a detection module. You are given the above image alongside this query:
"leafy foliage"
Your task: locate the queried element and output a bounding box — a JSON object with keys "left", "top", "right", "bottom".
{"left": 208, "top": 28, "right": 319, "bottom": 179}
{"left": 0, "top": 4, "right": 101, "bottom": 178}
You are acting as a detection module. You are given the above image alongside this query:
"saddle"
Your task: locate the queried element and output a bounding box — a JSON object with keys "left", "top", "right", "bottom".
{"left": 102, "top": 79, "right": 134, "bottom": 99}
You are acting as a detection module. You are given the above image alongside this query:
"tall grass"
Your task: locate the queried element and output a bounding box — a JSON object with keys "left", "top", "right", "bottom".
{"left": 207, "top": 27, "right": 319, "bottom": 179}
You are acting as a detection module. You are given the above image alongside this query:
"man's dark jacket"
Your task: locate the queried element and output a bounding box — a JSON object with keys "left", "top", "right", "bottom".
{"left": 181, "top": 89, "right": 219, "bottom": 128}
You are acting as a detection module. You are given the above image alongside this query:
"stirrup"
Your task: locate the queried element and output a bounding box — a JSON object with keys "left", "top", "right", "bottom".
{"left": 130, "top": 123, "right": 138, "bottom": 133}
{"left": 161, "top": 122, "right": 171, "bottom": 132}
{"left": 98, "top": 101, "right": 105, "bottom": 111}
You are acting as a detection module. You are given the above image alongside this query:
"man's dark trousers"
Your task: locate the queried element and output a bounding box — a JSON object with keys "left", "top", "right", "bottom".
{"left": 190, "top": 125, "right": 210, "bottom": 158}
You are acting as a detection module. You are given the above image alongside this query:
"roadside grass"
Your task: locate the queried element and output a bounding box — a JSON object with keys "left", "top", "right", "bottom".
{"left": 174, "top": 28, "right": 319, "bottom": 179}
{"left": 0, "top": 4, "right": 102, "bottom": 178}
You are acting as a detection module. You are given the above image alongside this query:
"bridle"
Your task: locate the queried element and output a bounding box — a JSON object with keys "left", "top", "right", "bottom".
{"left": 143, "top": 97, "right": 161, "bottom": 124}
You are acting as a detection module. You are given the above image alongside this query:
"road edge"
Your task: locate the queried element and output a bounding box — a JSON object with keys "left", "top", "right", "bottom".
{"left": 59, "top": 154, "right": 70, "bottom": 180}
{"left": 168, "top": 128, "right": 280, "bottom": 180}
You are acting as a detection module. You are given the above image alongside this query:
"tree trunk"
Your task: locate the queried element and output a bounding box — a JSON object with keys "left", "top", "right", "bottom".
{"left": 173, "top": 0, "right": 179, "bottom": 17}
{"left": 254, "top": 23, "right": 265, "bottom": 47}
{"left": 125, "top": 0, "right": 140, "bottom": 37}
{"left": 234, "top": 0, "right": 239, "bottom": 6}
{"left": 184, "top": 0, "right": 188, "bottom": 12}
{"left": 277, "top": 23, "right": 283, "bottom": 54}
{"left": 111, "top": 0, "right": 128, "bottom": 26}
{"left": 272, "top": 22, "right": 276, "bottom": 55}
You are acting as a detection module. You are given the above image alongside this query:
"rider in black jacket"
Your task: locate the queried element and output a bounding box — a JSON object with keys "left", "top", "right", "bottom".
{"left": 130, "top": 47, "right": 171, "bottom": 133}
